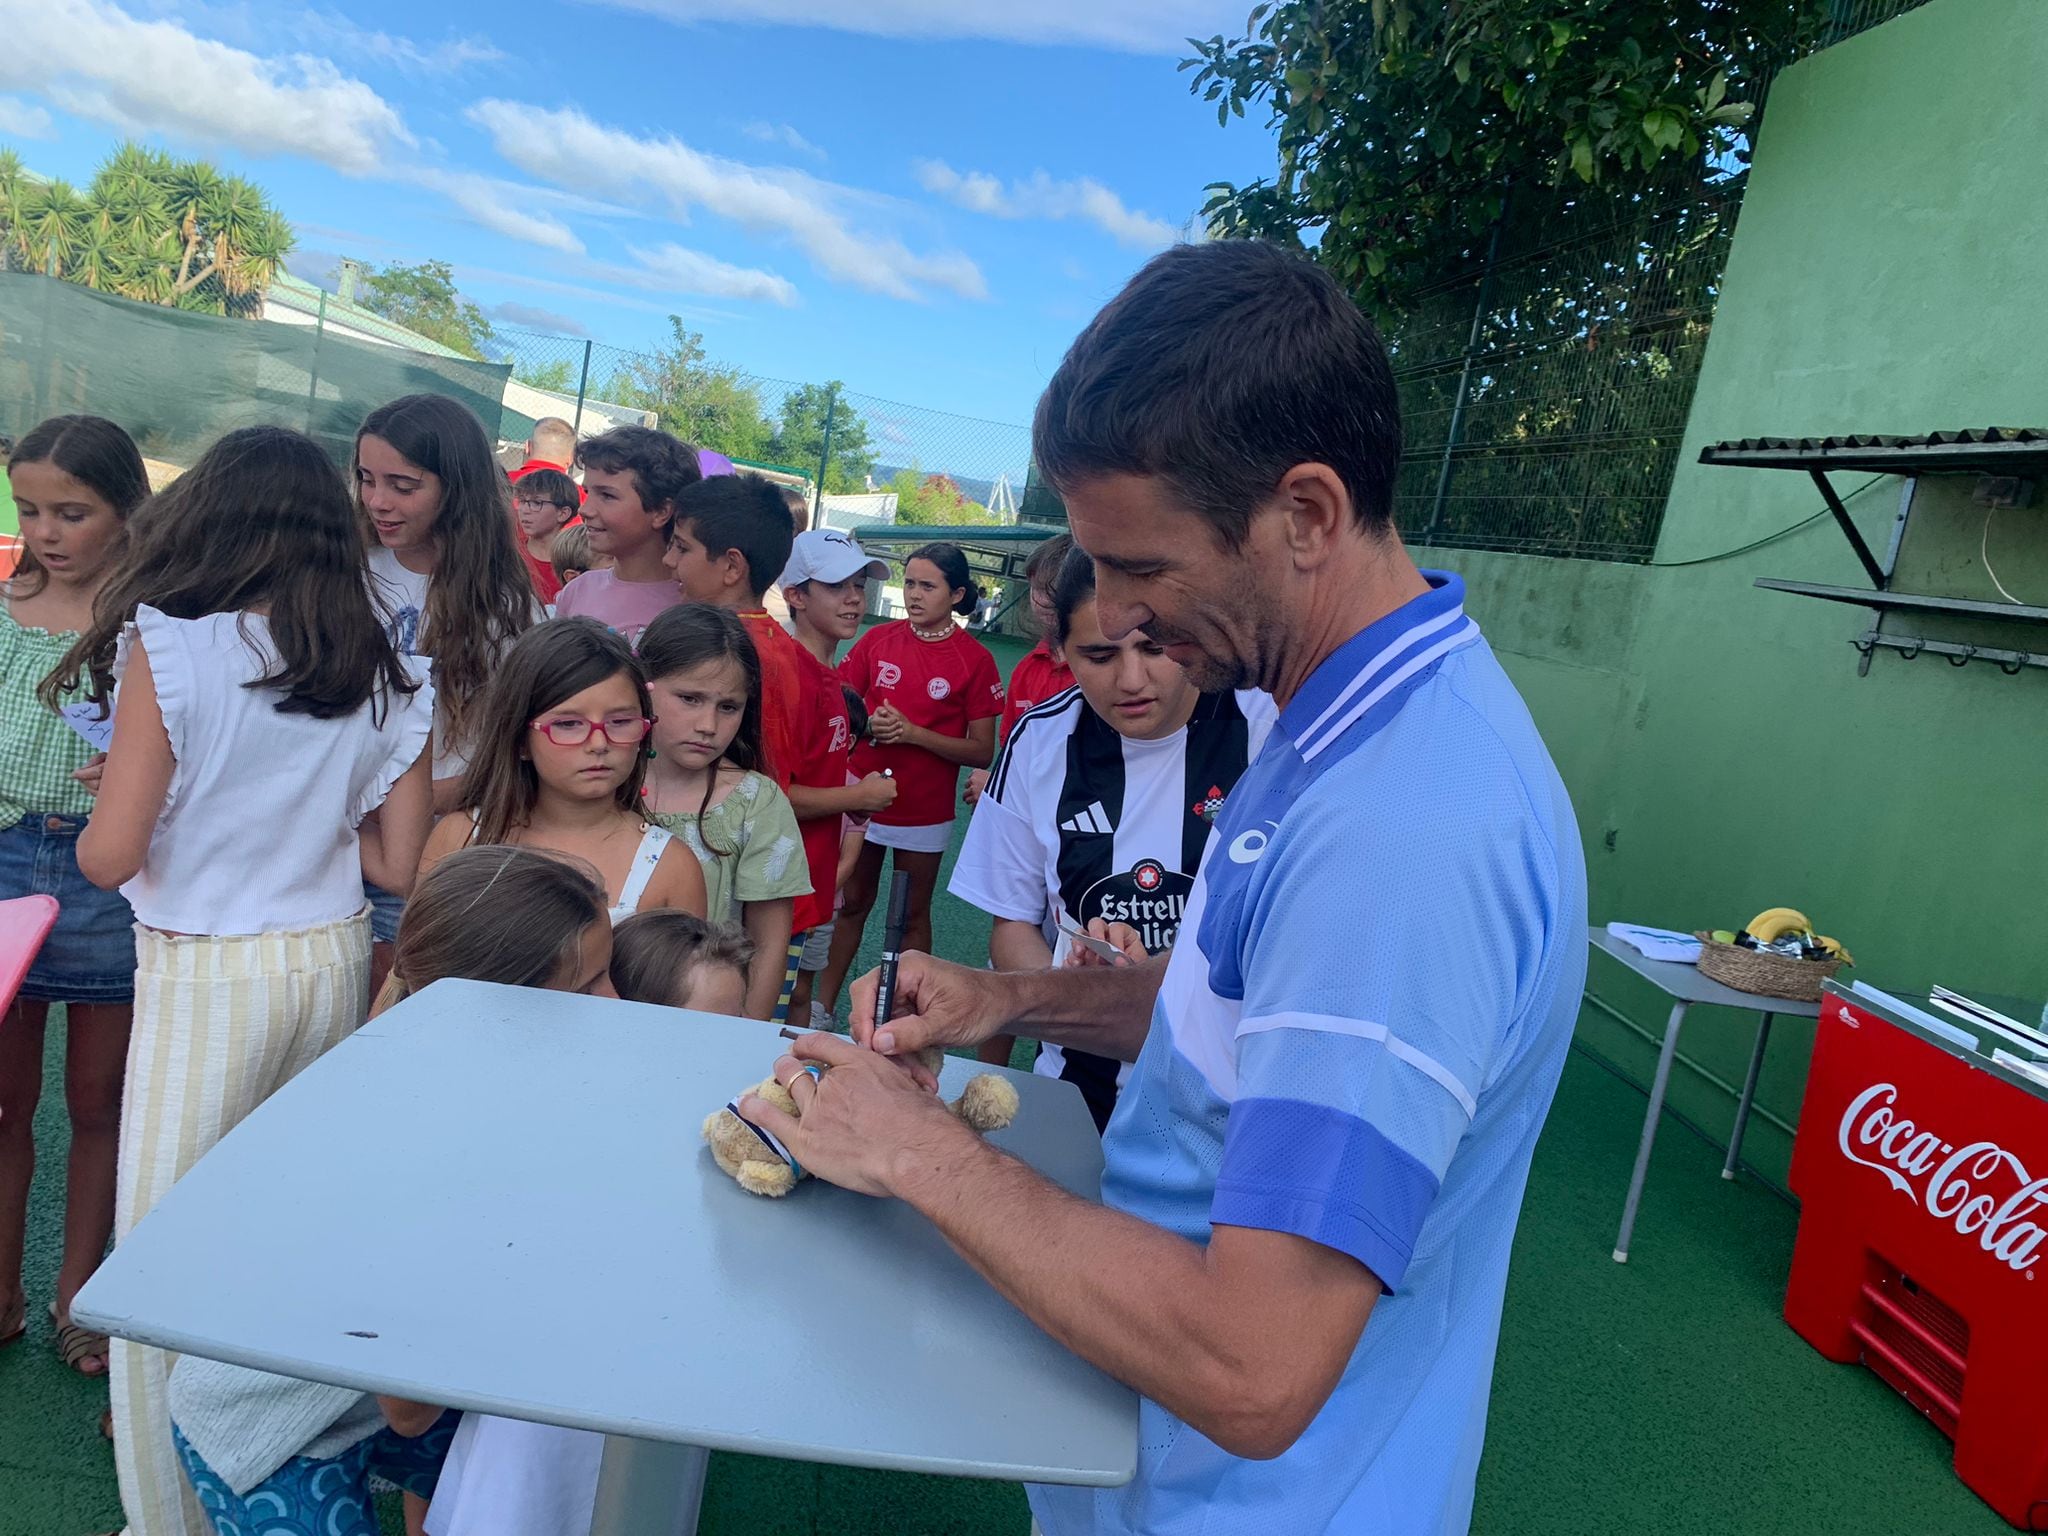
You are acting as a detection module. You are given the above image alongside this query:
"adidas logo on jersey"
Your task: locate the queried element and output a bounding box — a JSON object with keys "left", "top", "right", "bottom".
{"left": 1059, "top": 802, "right": 1114, "bottom": 835}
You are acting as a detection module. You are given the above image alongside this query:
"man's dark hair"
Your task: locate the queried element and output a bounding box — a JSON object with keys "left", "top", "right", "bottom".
{"left": 1032, "top": 241, "right": 1403, "bottom": 546}
{"left": 672, "top": 473, "right": 796, "bottom": 603}
{"left": 575, "top": 424, "right": 701, "bottom": 525}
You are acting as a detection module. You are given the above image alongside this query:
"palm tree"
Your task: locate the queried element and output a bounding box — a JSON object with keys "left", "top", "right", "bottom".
{"left": 17, "top": 179, "right": 87, "bottom": 278}
{"left": 2, "top": 142, "right": 293, "bottom": 318}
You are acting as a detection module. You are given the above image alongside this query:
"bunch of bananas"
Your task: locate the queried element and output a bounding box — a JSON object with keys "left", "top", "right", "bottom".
{"left": 1707, "top": 908, "right": 1854, "bottom": 965}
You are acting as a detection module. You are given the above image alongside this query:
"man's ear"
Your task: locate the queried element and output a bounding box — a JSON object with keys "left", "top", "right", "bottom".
{"left": 1274, "top": 462, "right": 1351, "bottom": 569}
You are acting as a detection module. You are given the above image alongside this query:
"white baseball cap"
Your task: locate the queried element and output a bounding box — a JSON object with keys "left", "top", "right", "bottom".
{"left": 780, "top": 528, "right": 888, "bottom": 590}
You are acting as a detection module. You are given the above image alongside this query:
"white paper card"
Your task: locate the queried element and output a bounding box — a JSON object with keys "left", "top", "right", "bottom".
{"left": 58, "top": 702, "right": 114, "bottom": 753}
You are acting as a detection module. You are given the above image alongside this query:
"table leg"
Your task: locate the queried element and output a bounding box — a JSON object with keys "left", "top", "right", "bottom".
{"left": 1614, "top": 1000, "right": 1688, "bottom": 1264}
{"left": 590, "top": 1434, "right": 709, "bottom": 1536}
{"left": 1723, "top": 1011, "right": 1776, "bottom": 1181}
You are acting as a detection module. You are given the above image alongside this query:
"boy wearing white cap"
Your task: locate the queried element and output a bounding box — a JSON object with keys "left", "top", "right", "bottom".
{"left": 780, "top": 529, "right": 898, "bottom": 1024}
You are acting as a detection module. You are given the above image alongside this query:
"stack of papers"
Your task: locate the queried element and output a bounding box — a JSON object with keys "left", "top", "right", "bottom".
{"left": 1605, "top": 923, "right": 1702, "bottom": 965}
{"left": 1929, "top": 986, "right": 2048, "bottom": 1060}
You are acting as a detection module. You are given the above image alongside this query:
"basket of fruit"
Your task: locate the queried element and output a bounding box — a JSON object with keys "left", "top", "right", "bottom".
{"left": 1694, "top": 908, "right": 1853, "bottom": 1003}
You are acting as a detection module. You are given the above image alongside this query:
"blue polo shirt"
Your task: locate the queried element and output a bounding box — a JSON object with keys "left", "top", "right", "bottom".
{"left": 1027, "top": 571, "right": 1586, "bottom": 1536}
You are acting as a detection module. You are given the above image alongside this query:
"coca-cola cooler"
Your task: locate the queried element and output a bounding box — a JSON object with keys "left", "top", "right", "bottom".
{"left": 1786, "top": 983, "right": 2048, "bottom": 1528}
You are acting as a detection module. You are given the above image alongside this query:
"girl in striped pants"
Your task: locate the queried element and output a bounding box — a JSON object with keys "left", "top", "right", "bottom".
{"left": 48, "top": 426, "right": 438, "bottom": 1536}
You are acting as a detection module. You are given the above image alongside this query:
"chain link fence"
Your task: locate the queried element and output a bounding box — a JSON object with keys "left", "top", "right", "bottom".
{"left": 1392, "top": 0, "right": 1932, "bottom": 562}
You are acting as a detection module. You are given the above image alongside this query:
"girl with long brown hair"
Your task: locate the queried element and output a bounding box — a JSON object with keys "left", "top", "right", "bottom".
{"left": 45, "top": 423, "right": 436, "bottom": 1536}
{"left": 637, "top": 603, "right": 808, "bottom": 1020}
{"left": 416, "top": 618, "right": 705, "bottom": 923}
{"left": 0, "top": 415, "right": 148, "bottom": 1381}
{"left": 355, "top": 394, "right": 539, "bottom": 965}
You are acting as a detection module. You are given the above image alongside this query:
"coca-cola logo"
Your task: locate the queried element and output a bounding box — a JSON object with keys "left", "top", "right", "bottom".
{"left": 1838, "top": 1083, "right": 2048, "bottom": 1274}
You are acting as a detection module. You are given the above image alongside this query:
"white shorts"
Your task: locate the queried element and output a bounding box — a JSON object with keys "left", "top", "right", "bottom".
{"left": 864, "top": 819, "right": 953, "bottom": 855}
{"left": 798, "top": 920, "right": 835, "bottom": 971}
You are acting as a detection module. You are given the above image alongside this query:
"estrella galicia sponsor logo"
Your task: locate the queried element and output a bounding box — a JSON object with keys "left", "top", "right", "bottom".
{"left": 1080, "top": 861, "right": 1191, "bottom": 955}
{"left": 927, "top": 676, "right": 951, "bottom": 700}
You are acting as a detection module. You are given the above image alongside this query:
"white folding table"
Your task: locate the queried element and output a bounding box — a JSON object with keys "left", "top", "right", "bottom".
{"left": 74, "top": 979, "right": 1136, "bottom": 1535}
{"left": 1586, "top": 927, "right": 1821, "bottom": 1263}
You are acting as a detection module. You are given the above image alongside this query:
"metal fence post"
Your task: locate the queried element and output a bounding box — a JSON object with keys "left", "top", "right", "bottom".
{"left": 304, "top": 289, "right": 327, "bottom": 432}
{"left": 572, "top": 338, "right": 593, "bottom": 435}
{"left": 814, "top": 387, "right": 837, "bottom": 513}
{"left": 1423, "top": 191, "right": 1510, "bottom": 548}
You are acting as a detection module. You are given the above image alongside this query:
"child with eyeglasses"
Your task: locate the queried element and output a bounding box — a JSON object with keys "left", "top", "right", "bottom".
{"left": 510, "top": 466, "right": 582, "bottom": 605}
{"left": 416, "top": 618, "right": 706, "bottom": 924}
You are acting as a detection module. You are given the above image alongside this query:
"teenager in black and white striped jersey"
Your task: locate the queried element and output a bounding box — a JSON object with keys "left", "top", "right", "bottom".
{"left": 947, "top": 545, "right": 1275, "bottom": 1131}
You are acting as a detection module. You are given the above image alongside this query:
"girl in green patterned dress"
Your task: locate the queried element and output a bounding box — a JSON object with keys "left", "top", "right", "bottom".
{"left": 0, "top": 416, "right": 149, "bottom": 1380}
{"left": 637, "top": 603, "right": 811, "bottom": 1020}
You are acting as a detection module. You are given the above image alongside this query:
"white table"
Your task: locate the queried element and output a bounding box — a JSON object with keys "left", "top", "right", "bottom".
{"left": 1586, "top": 927, "right": 1821, "bottom": 1263}
{"left": 74, "top": 980, "right": 1136, "bottom": 1535}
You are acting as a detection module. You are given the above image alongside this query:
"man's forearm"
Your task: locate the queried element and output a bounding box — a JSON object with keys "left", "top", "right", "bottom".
{"left": 893, "top": 1129, "right": 1326, "bottom": 1459}
{"left": 994, "top": 953, "right": 1163, "bottom": 1063}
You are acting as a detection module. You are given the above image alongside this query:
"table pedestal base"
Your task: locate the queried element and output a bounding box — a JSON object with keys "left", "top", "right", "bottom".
{"left": 592, "top": 1435, "right": 708, "bottom": 1536}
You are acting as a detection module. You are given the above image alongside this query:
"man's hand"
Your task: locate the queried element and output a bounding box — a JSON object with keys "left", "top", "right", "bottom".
{"left": 738, "top": 1032, "right": 972, "bottom": 1198}
{"left": 962, "top": 768, "right": 989, "bottom": 807}
{"left": 852, "top": 771, "right": 897, "bottom": 813}
{"left": 850, "top": 951, "right": 1010, "bottom": 1065}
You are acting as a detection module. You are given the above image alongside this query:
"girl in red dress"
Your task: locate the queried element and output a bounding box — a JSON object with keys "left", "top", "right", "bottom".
{"left": 819, "top": 543, "right": 1001, "bottom": 1010}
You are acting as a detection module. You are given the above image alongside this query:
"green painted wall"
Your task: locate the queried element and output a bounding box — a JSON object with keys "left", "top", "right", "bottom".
{"left": 1418, "top": 0, "right": 2048, "bottom": 1185}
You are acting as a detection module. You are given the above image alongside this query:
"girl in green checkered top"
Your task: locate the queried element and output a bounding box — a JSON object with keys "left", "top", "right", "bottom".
{"left": 0, "top": 415, "right": 150, "bottom": 1382}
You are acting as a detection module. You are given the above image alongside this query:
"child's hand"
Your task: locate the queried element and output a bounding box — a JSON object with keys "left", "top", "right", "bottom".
{"left": 71, "top": 753, "right": 107, "bottom": 797}
{"left": 1063, "top": 919, "right": 1146, "bottom": 970}
{"left": 962, "top": 768, "right": 989, "bottom": 806}
{"left": 853, "top": 771, "right": 897, "bottom": 813}
{"left": 869, "top": 702, "right": 910, "bottom": 745}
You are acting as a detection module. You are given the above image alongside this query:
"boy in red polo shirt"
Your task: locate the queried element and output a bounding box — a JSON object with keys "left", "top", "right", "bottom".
{"left": 665, "top": 478, "right": 892, "bottom": 1014}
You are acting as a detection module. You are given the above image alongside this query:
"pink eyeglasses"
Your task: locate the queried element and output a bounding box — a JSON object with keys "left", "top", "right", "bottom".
{"left": 529, "top": 715, "right": 655, "bottom": 747}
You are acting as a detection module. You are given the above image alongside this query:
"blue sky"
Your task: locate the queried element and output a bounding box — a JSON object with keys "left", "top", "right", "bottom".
{"left": 0, "top": 0, "right": 1278, "bottom": 435}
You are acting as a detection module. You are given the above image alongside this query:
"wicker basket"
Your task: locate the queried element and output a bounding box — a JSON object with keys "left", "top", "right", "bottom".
{"left": 1693, "top": 932, "right": 1843, "bottom": 1002}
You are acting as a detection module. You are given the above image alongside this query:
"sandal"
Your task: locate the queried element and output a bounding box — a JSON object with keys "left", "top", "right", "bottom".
{"left": 52, "top": 1302, "right": 109, "bottom": 1376}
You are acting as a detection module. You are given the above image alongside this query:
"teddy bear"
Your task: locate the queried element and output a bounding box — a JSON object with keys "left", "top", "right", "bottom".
{"left": 702, "top": 1046, "right": 1021, "bottom": 1198}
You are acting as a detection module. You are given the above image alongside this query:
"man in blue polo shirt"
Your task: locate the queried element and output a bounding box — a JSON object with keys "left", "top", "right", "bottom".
{"left": 741, "top": 240, "right": 1587, "bottom": 1535}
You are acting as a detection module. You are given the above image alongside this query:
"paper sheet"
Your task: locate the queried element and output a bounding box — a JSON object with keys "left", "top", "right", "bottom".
{"left": 1605, "top": 922, "right": 1702, "bottom": 965}
{"left": 58, "top": 701, "right": 114, "bottom": 754}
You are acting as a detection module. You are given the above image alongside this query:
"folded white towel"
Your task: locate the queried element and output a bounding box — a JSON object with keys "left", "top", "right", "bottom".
{"left": 1605, "top": 922, "right": 1702, "bottom": 965}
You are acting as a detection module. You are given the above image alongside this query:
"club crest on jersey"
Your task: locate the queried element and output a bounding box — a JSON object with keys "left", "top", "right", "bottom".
{"left": 876, "top": 661, "right": 903, "bottom": 688}
{"left": 1192, "top": 784, "right": 1229, "bottom": 823}
{"left": 1080, "top": 863, "right": 1192, "bottom": 956}
{"left": 927, "top": 676, "right": 952, "bottom": 701}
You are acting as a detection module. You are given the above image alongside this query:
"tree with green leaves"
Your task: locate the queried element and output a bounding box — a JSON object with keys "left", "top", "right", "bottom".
{"left": 611, "top": 316, "right": 777, "bottom": 461}
{"left": 1185, "top": 0, "right": 1811, "bottom": 313}
{"left": 0, "top": 141, "right": 293, "bottom": 317}
{"left": 354, "top": 259, "right": 496, "bottom": 359}
{"left": 514, "top": 356, "right": 576, "bottom": 392}
{"left": 770, "top": 382, "right": 875, "bottom": 494}
{"left": 888, "top": 469, "right": 1000, "bottom": 527}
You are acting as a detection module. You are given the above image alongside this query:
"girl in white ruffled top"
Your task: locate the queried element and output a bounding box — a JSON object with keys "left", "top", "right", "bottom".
{"left": 44, "top": 424, "right": 438, "bottom": 1536}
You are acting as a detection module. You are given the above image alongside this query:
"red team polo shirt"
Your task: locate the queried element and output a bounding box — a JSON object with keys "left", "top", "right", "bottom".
{"left": 787, "top": 646, "right": 853, "bottom": 934}
{"left": 738, "top": 610, "right": 808, "bottom": 793}
{"left": 999, "top": 638, "right": 1076, "bottom": 742}
{"left": 840, "top": 621, "right": 1003, "bottom": 828}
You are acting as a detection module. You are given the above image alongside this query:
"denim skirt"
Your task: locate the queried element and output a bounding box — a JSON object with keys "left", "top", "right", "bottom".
{"left": 0, "top": 812, "right": 137, "bottom": 1004}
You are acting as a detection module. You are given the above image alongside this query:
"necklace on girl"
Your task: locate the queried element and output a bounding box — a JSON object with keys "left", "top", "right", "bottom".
{"left": 910, "top": 619, "right": 957, "bottom": 642}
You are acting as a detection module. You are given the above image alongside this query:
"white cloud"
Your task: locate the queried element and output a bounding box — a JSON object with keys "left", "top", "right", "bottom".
{"left": 593, "top": 0, "right": 1240, "bottom": 53}
{"left": 0, "top": 95, "right": 55, "bottom": 139}
{"left": 2, "top": 0, "right": 413, "bottom": 177}
{"left": 916, "top": 160, "right": 1177, "bottom": 248}
{"left": 468, "top": 101, "right": 986, "bottom": 303}
{"left": 402, "top": 167, "right": 586, "bottom": 256}
{"left": 600, "top": 243, "right": 799, "bottom": 307}
{"left": 488, "top": 300, "right": 588, "bottom": 336}
{"left": 147, "top": 3, "right": 505, "bottom": 76}
{"left": 742, "top": 121, "right": 826, "bottom": 161}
